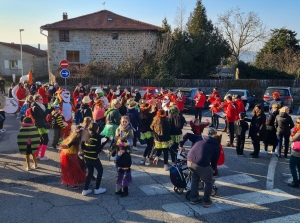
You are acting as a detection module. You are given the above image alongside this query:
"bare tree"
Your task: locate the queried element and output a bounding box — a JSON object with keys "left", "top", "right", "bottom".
{"left": 217, "top": 7, "right": 268, "bottom": 63}
{"left": 173, "top": 0, "right": 186, "bottom": 32}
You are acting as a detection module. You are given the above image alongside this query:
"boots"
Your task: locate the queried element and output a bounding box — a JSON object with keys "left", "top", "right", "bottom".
{"left": 120, "top": 187, "right": 128, "bottom": 197}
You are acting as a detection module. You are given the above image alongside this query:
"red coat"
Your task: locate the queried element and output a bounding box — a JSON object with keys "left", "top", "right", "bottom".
{"left": 88, "top": 93, "right": 97, "bottom": 107}
{"left": 226, "top": 101, "right": 236, "bottom": 122}
{"left": 168, "top": 93, "right": 177, "bottom": 103}
{"left": 73, "top": 91, "right": 79, "bottom": 105}
{"left": 143, "top": 92, "right": 153, "bottom": 100}
{"left": 209, "top": 91, "right": 221, "bottom": 104}
{"left": 38, "top": 87, "right": 49, "bottom": 104}
{"left": 176, "top": 96, "right": 186, "bottom": 112}
{"left": 106, "top": 93, "right": 116, "bottom": 103}
{"left": 16, "top": 87, "right": 27, "bottom": 107}
{"left": 194, "top": 93, "right": 206, "bottom": 108}
{"left": 235, "top": 99, "right": 245, "bottom": 120}
{"left": 121, "top": 91, "right": 131, "bottom": 99}
{"left": 210, "top": 98, "right": 221, "bottom": 113}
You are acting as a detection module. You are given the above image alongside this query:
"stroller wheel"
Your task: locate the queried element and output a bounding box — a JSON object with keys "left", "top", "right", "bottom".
{"left": 211, "top": 185, "right": 218, "bottom": 196}
{"left": 198, "top": 181, "right": 205, "bottom": 189}
{"left": 185, "top": 190, "right": 191, "bottom": 200}
{"left": 174, "top": 187, "right": 184, "bottom": 194}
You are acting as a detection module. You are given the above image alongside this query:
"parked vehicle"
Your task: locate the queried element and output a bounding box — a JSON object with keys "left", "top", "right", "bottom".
{"left": 224, "top": 89, "right": 255, "bottom": 108}
{"left": 174, "top": 88, "right": 209, "bottom": 113}
{"left": 263, "top": 86, "right": 294, "bottom": 113}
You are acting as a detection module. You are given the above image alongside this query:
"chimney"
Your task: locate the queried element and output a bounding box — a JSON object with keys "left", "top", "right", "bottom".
{"left": 63, "top": 12, "right": 68, "bottom": 20}
{"left": 38, "top": 44, "right": 40, "bottom": 50}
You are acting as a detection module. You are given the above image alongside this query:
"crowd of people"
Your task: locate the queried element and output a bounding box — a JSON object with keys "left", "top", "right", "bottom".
{"left": 0, "top": 79, "right": 299, "bottom": 207}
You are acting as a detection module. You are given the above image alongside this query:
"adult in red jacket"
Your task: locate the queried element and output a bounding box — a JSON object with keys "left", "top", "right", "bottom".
{"left": 234, "top": 95, "right": 245, "bottom": 121}
{"left": 73, "top": 86, "right": 80, "bottom": 105}
{"left": 225, "top": 95, "right": 236, "bottom": 147}
{"left": 38, "top": 85, "right": 49, "bottom": 106}
{"left": 106, "top": 88, "right": 116, "bottom": 103}
{"left": 120, "top": 88, "right": 131, "bottom": 100}
{"left": 15, "top": 82, "right": 27, "bottom": 107}
{"left": 167, "top": 89, "right": 177, "bottom": 103}
{"left": 143, "top": 89, "right": 154, "bottom": 100}
{"left": 193, "top": 89, "right": 206, "bottom": 122}
{"left": 176, "top": 90, "right": 186, "bottom": 113}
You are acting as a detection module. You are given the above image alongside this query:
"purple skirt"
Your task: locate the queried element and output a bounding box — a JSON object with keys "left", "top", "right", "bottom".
{"left": 116, "top": 169, "right": 132, "bottom": 187}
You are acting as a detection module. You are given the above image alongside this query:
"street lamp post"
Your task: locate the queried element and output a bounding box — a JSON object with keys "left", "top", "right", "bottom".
{"left": 19, "top": 29, "right": 24, "bottom": 76}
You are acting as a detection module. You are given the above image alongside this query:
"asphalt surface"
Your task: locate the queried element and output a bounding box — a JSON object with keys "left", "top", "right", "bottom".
{"left": 0, "top": 109, "right": 300, "bottom": 223}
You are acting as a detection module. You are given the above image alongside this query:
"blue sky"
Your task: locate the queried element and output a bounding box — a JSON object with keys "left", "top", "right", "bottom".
{"left": 0, "top": 0, "right": 299, "bottom": 51}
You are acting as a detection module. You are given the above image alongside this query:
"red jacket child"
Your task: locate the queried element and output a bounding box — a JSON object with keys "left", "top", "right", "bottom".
{"left": 234, "top": 98, "right": 245, "bottom": 120}
{"left": 190, "top": 119, "right": 210, "bottom": 135}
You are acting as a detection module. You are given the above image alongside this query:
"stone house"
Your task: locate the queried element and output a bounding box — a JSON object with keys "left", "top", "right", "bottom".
{"left": 40, "top": 10, "right": 161, "bottom": 83}
{"left": 0, "top": 42, "right": 48, "bottom": 79}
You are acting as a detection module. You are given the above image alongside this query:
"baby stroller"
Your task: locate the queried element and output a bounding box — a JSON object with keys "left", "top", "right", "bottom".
{"left": 169, "top": 150, "right": 218, "bottom": 199}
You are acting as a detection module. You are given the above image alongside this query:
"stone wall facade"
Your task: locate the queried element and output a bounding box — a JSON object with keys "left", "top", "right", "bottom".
{"left": 0, "top": 44, "right": 48, "bottom": 79}
{"left": 47, "top": 30, "right": 158, "bottom": 83}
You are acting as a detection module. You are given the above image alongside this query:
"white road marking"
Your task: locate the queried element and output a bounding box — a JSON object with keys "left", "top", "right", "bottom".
{"left": 253, "top": 213, "right": 300, "bottom": 223}
{"left": 217, "top": 165, "right": 228, "bottom": 169}
{"left": 139, "top": 184, "right": 170, "bottom": 196}
{"left": 216, "top": 173, "right": 258, "bottom": 186}
{"left": 266, "top": 156, "right": 278, "bottom": 190}
{"left": 162, "top": 189, "right": 295, "bottom": 218}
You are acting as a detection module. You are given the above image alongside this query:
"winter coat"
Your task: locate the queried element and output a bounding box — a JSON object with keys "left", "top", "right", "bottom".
{"left": 235, "top": 99, "right": 245, "bottom": 120}
{"left": 106, "top": 108, "right": 121, "bottom": 126}
{"left": 180, "top": 133, "right": 220, "bottom": 170}
{"left": 139, "top": 112, "right": 155, "bottom": 133}
{"left": 264, "top": 110, "right": 279, "bottom": 146}
{"left": 126, "top": 108, "right": 140, "bottom": 128}
{"left": 275, "top": 112, "right": 294, "bottom": 135}
{"left": 225, "top": 101, "right": 236, "bottom": 122}
{"left": 80, "top": 104, "right": 93, "bottom": 121}
{"left": 194, "top": 92, "right": 206, "bottom": 108}
{"left": 249, "top": 113, "right": 266, "bottom": 141}
{"left": 150, "top": 118, "right": 171, "bottom": 142}
{"left": 234, "top": 119, "right": 249, "bottom": 136}
{"left": 31, "top": 102, "right": 48, "bottom": 128}
{"left": 169, "top": 115, "right": 185, "bottom": 135}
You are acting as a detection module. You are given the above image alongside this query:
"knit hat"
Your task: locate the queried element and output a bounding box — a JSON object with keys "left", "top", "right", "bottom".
{"left": 77, "top": 97, "right": 82, "bottom": 102}
{"left": 53, "top": 105, "right": 60, "bottom": 109}
{"left": 98, "top": 91, "right": 104, "bottom": 97}
{"left": 170, "top": 106, "right": 180, "bottom": 115}
{"left": 207, "top": 128, "right": 217, "bottom": 136}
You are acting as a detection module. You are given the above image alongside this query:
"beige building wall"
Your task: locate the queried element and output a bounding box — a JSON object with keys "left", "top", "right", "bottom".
{"left": 47, "top": 30, "right": 158, "bottom": 83}
{"left": 0, "top": 44, "right": 47, "bottom": 79}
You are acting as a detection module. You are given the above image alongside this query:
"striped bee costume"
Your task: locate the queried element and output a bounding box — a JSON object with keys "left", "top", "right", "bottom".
{"left": 17, "top": 123, "right": 40, "bottom": 154}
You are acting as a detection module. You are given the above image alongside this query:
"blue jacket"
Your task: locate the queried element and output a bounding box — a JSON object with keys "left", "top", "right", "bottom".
{"left": 126, "top": 108, "right": 140, "bottom": 129}
{"left": 179, "top": 133, "right": 220, "bottom": 169}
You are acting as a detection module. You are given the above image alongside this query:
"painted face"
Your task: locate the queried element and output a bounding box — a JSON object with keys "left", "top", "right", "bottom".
{"left": 121, "top": 119, "right": 129, "bottom": 127}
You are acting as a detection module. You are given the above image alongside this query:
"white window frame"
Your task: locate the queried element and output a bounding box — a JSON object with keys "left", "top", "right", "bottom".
{"left": 10, "top": 60, "right": 18, "bottom": 69}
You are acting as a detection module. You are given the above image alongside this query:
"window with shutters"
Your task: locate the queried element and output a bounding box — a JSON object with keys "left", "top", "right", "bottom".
{"left": 59, "top": 30, "right": 69, "bottom": 42}
{"left": 66, "top": 50, "right": 80, "bottom": 63}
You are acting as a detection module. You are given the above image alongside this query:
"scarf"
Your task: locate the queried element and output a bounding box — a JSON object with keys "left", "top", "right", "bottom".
{"left": 36, "top": 102, "right": 46, "bottom": 111}
{"left": 104, "top": 108, "right": 115, "bottom": 116}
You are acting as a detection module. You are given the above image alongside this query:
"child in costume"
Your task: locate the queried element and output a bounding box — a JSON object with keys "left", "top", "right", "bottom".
{"left": 150, "top": 109, "right": 172, "bottom": 171}
{"left": 93, "top": 99, "right": 105, "bottom": 133}
{"left": 139, "top": 103, "right": 156, "bottom": 166}
{"left": 190, "top": 118, "right": 210, "bottom": 135}
{"left": 115, "top": 116, "right": 134, "bottom": 151}
{"left": 17, "top": 117, "right": 40, "bottom": 171}
{"left": 74, "top": 97, "right": 83, "bottom": 125}
{"left": 51, "top": 105, "right": 67, "bottom": 150}
{"left": 60, "top": 125, "right": 86, "bottom": 189}
{"left": 115, "top": 139, "right": 132, "bottom": 197}
{"left": 169, "top": 106, "right": 186, "bottom": 164}
{"left": 82, "top": 123, "right": 107, "bottom": 196}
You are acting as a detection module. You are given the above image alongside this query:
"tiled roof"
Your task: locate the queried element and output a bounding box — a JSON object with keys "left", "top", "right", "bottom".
{"left": 0, "top": 42, "right": 47, "bottom": 57}
{"left": 40, "top": 10, "right": 161, "bottom": 31}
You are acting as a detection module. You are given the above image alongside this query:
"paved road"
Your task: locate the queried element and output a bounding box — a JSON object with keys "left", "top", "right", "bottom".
{"left": 0, "top": 109, "right": 300, "bottom": 223}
